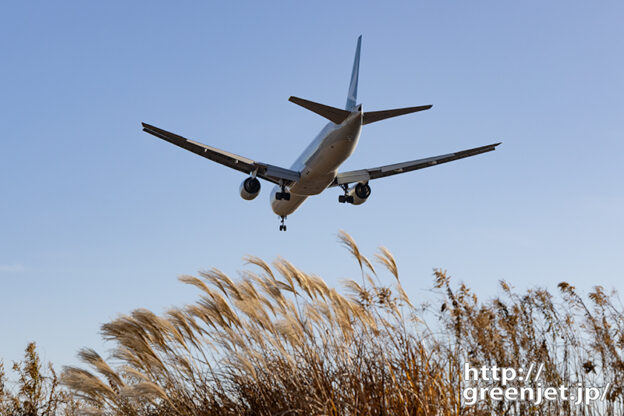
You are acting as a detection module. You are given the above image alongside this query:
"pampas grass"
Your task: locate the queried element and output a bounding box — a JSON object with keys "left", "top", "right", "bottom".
{"left": 2, "top": 231, "right": 623, "bottom": 415}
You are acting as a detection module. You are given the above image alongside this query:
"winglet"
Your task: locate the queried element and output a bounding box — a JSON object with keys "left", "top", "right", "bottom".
{"left": 345, "top": 35, "right": 362, "bottom": 111}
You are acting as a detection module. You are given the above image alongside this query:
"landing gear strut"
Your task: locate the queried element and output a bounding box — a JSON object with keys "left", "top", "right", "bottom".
{"left": 338, "top": 184, "right": 354, "bottom": 204}
{"left": 279, "top": 216, "right": 287, "bottom": 231}
{"left": 275, "top": 181, "right": 291, "bottom": 201}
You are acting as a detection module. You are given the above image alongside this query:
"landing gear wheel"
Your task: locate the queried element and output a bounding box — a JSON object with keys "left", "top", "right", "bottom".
{"left": 338, "top": 185, "right": 354, "bottom": 204}
{"left": 279, "top": 216, "right": 287, "bottom": 231}
{"left": 276, "top": 182, "right": 291, "bottom": 201}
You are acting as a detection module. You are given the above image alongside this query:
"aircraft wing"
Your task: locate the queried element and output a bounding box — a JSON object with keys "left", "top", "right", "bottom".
{"left": 142, "top": 123, "right": 300, "bottom": 185}
{"left": 331, "top": 142, "right": 501, "bottom": 186}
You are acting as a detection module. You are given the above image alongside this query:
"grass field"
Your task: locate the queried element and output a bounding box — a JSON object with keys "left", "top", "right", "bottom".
{"left": 2, "top": 231, "right": 622, "bottom": 415}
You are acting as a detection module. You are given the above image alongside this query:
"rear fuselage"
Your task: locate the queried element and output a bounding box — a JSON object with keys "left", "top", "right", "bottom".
{"left": 270, "top": 109, "right": 362, "bottom": 216}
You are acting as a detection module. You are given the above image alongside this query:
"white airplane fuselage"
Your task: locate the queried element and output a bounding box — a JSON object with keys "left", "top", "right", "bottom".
{"left": 141, "top": 36, "right": 500, "bottom": 232}
{"left": 270, "top": 109, "right": 362, "bottom": 216}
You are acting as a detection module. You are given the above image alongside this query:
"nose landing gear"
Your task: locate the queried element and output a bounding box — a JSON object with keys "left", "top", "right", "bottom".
{"left": 279, "top": 216, "right": 287, "bottom": 231}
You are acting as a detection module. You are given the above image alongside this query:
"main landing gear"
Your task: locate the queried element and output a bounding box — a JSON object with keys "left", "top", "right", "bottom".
{"left": 275, "top": 182, "right": 291, "bottom": 201}
{"left": 279, "top": 216, "right": 287, "bottom": 231}
{"left": 338, "top": 184, "right": 354, "bottom": 204}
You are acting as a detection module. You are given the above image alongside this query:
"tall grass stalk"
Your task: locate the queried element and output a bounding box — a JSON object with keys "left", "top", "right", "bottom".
{"left": 41, "top": 231, "right": 624, "bottom": 415}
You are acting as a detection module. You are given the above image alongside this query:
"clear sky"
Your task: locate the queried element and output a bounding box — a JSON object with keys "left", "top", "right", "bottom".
{"left": 1, "top": 1, "right": 623, "bottom": 369}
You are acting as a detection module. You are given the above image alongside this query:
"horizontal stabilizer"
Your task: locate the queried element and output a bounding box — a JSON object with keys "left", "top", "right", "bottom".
{"left": 289, "top": 96, "right": 351, "bottom": 124}
{"left": 363, "top": 105, "right": 432, "bottom": 125}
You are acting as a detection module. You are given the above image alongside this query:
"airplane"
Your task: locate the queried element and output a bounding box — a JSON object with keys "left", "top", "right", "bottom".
{"left": 142, "top": 36, "right": 500, "bottom": 231}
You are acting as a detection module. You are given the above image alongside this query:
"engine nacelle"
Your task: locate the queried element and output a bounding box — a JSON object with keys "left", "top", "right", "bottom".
{"left": 240, "top": 177, "right": 261, "bottom": 200}
{"left": 347, "top": 182, "right": 371, "bottom": 205}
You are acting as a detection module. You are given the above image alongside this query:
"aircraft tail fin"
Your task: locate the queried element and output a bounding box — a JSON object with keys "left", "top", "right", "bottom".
{"left": 345, "top": 35, "right": 362, "bottom": 111}
{"left": 290, "top": 36, "right": 431, "bottom": 126}
{"left": 362, "top": 104, "right": 432, "bottom": 125}
{"left": 289, "top": 96, "right": 351, "bottom": 124}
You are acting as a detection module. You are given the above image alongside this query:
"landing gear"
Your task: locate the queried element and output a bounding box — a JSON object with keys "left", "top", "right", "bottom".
{"left": 338, "top": 184, "right": 354, "bottom": 204}
{"left": 279, "top": 216, "right": 287, "bottom": 231}
{"left": 275, "top": 181, "right": 291, "bottom": 201}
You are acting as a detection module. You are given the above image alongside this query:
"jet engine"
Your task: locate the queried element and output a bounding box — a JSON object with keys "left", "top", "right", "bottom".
{"left": 346, "top": 182, "right": 371, "bottom": 205}
{"left": 240, "top": 177, "right": 261, "bottom": 200}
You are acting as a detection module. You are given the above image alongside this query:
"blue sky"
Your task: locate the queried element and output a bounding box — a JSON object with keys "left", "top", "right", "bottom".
{"left": 1, "top": 1, "right": 623, "bottom": 368}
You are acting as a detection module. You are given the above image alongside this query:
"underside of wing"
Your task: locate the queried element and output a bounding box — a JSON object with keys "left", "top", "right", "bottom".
{"left": 142, "top": 123, "right": 300, "bottom": 185}
{"left": 332, "top": 142, "right": 501, "bottom": 186}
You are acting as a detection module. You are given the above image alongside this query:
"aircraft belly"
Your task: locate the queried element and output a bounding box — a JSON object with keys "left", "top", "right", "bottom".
{"left": 289, "top": 171, "right": 335, "bottom": 195}
{"left": 289, "top": 137, "right": 358, "bottom": 195}
{"left": 269, "top": 118, "right": 361, "bottom": 216}
{"left": 271, "top": 193, "right": 308, "bottom": 216}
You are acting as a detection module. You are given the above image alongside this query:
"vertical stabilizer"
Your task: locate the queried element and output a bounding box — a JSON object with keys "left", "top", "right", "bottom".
{"left": 345, "top": 36, "right": 362, "bottom": 111}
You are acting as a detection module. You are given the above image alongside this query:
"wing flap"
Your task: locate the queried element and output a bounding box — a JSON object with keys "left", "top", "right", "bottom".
{"left": 334, "top": 169, "right": 370, "bottom": 185}
{"left": 263, "top": 164, "right": 300, "bottom": 182}
{"left": 142, "top": 123, "right": 300, "bottom": 184}
{"left": 333, "top": 142, "right": 500, "bottom": 186}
